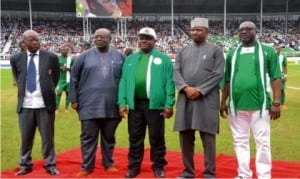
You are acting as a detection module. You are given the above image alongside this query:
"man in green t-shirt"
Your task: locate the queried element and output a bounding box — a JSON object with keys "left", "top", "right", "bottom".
{"left": 275, "top": 45, "right": 288, "bottom": 109}
{"left": 55, "top": 44, "right": 75, "bottom": 114}
{"left": 220, "top": 21, "right": 282, "bottom": 179}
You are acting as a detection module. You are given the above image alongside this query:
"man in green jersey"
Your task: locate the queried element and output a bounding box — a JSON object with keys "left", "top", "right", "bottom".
{"left": 220, "top": 21, "right": 281, "bottom": 179}
{"left": 275, "top": 45, "right": 288, "bottom": 109}
{"left": 55, "top": 44, "right": 75, "bottom": 114}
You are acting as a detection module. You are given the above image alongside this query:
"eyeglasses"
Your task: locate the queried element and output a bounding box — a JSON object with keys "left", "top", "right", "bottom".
{"left": 94, "top": 35, "right": 109, "bottom": 40}
{"left": 238, "top": 27, "right": 255, "bottom": 33}
{"left": 138, "top": 35, "right": 154, "bottom": 41}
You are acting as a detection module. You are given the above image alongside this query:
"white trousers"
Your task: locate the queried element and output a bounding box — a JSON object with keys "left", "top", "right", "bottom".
{"left": 230, "top": 110, "right": 271, "bottom": 179}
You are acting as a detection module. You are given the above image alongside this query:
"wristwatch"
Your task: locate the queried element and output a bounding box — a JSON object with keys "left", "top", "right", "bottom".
{"left": 272, "top": 101, "right": 281, "bottom": 107}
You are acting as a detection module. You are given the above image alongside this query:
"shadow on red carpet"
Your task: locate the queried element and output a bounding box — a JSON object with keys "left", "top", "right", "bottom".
{"left": 2, "top": 147, "right": 300, "bottom": 178}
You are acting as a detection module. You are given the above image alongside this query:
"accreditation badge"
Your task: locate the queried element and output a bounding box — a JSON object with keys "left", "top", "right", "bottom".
{"left": 153, "top": 58, "right": 162, "bottom": 65}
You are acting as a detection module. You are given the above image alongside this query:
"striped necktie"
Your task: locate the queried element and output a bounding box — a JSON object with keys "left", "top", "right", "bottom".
{"left": 26, "top": 53, "right": 37, "bottom": 92}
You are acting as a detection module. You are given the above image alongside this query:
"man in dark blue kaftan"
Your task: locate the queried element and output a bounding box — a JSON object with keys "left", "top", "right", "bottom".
{"left": 69, "top": 28, "right": 125, "bottom": 177}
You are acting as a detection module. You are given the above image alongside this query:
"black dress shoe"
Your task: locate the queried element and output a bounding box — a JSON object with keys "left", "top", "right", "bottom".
{"left": 176, "top": 175, "right": 195, "bottom": 179}
{"left": 45, "top": 167, "right": 60, "bottom": 175}
{"left": 15, "top": 167, "right": 32, "bottom": 176}
{"left": 154, "top": 169, "right": 165, "bottom": 178}
{"left": 125, "top": 170, "right": 140, "bottom": 178}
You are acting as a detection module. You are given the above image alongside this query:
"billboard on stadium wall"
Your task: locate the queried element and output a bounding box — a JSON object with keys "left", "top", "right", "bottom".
{"left": 76, "top": 0, "right": 132, "bottom": 18}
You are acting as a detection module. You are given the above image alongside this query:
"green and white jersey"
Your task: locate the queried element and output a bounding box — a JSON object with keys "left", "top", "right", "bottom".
{"left": 58, "top": 56, "right": 75, "bottom": 83}
{"left": 279, "top": 54, "right": 287, "bottom": 89}
{"left": 225, "top": 41, "right": 282, "bottom": 111}
{"left": 231, "top": 47, "right": 261, "bottom": 110}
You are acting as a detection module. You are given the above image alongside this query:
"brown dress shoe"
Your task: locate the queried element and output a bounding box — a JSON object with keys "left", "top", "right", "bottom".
{"left": 105, "top": 166, "right": 118, "bottom": 173}
{"left": 76, "top": 171, "right": 93, "bottom": 177}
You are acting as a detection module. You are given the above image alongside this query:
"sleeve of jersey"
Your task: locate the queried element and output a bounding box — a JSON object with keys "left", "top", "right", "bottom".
{"left": 268, "top": 48, "right": 282, "bottom": 80}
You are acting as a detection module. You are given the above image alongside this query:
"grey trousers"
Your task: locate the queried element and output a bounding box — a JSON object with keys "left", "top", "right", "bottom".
{"left": 179, "top": 129, "right": 216, "bottom": 178}
{"left": 80, "top": 118, "right": 120, "bottom": 171}
{"left": 18, "top": 108, "right": 56, "bottom": 169}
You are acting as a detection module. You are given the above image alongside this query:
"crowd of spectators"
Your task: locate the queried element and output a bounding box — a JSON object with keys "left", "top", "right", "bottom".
{"left": 1, "top": 17, "right": 14, "bottom": 53}
{"left": 1, "top": 17, "right": 300, "bottom": 57}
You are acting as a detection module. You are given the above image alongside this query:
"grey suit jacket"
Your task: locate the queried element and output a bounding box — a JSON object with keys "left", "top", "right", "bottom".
{"left": 10, "top": 50, "right": 60, "bottom": 113}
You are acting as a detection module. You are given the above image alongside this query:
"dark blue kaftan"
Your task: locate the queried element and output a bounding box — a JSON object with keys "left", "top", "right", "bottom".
{"left": 69, "top": 47, "right": 125, "bottom": 120}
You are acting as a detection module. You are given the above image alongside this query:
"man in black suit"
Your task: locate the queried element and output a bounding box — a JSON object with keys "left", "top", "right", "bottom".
{"left": 10, "top": 30, "right": 60, "bottom": 176}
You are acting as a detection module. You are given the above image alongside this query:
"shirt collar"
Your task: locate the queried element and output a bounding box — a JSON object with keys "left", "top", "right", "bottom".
{"left": 27, "top": 50, "right": 40, "bottom": 57}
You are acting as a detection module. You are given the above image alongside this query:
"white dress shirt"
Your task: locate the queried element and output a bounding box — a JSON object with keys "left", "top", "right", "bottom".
{"left": 22, "top": 50, "right": 46, "bottom": 108}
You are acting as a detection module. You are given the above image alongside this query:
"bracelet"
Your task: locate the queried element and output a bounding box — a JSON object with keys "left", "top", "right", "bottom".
{"left": 272, "top": 101, "right": 281, "bottom": 107}
{"left": 284, "top": 74, "right": 287, "bottom": 77}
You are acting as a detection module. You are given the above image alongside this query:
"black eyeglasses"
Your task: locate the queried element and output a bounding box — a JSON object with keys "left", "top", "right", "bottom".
{"left": 94, "top": 35, "right": 109, "bottom": 40}
{"left": 238, "top": 27, "right": 255, "bottom": 33}
{"left": 138, "top": 35, "right": 154, "bottom": 41}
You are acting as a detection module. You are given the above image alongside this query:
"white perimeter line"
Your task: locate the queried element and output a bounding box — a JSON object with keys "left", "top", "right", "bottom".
{"left": 287, "top": 86, "right": 300, "bottom": 90}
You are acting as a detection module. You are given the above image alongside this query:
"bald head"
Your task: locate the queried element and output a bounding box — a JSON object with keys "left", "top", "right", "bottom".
{"left": 94, "top": 28, "right": 111, "bottom": 51}
{"left": 94, "top": 28, "right": 111, "bottom": 38}
{"left": 239, "top": 21, "right": 256, "bottom": 30}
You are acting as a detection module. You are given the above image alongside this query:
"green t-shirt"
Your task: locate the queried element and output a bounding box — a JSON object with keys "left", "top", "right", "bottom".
{"left": 135, "top": 54, "right": 149, "bottom": 99}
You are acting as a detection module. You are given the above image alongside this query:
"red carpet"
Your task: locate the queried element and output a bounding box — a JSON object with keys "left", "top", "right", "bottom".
{"left": 2, "top": 147, "right": 300, "bottom": 178}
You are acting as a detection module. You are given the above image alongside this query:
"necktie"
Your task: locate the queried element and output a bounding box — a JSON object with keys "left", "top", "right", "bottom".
{"left": 27, "top": 53, "right": 37, "bottom": 92}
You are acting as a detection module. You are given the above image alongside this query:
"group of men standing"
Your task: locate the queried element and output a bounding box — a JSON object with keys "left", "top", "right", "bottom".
{"left": 10, "top": 17, "right": 285, "bottom": 179}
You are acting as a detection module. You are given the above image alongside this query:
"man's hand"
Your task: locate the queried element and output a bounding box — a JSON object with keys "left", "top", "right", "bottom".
{"left": 270, "top": 105, "right": 281, "bottom": 120}
{"left": 282, "top": 77, "right": 287, "bottom": 83}
{"left": 71, "top": 102, "right": 78, "bottom": 110}
{"left": 119, "top": 107, "right": 128, "bottom": 118}
{"left": 162, "top": 108, "right": 173, "bottom": 119}
{"left": 61, "top": 66, "right": 67, "bottom": 72}
{"left": 184, "top": 86, "right": 201, "bottom": 100}
{"left": 220, "top": 102, "right": 228, "bottom": 118}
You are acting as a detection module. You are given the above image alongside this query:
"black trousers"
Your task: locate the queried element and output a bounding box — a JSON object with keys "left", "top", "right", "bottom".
{"left": 18, "top": 108, "right": 56, "bottom": 169}
{"left": 127, "top": 100, "right": 167, "bottom": 171}
{"left": 80, "top": 118, "right": 120, "bottom": 171}
{"left": 179, "top": 130, "right": 216, "bottom": 178}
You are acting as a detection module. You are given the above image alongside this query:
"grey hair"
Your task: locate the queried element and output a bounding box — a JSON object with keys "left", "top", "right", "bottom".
{"left": 23, "top": 29, "right": 39, "bottom": 39}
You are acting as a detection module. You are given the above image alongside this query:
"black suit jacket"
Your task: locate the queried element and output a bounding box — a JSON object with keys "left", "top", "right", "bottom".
{"left": 10, "top": 50, "right": 60, "bottom": 113}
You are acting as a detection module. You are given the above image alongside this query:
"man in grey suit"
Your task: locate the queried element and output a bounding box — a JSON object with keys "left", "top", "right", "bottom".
{"left": 10, "top": 30, "right": 60, "bottom": 176}
{"left": 173, "top": 18, "right": 225, "bottom": 178}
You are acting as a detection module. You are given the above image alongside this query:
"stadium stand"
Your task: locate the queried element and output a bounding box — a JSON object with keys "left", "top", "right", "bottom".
{"left": 1, "top": 0, "right": 300, "bottom": 59}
